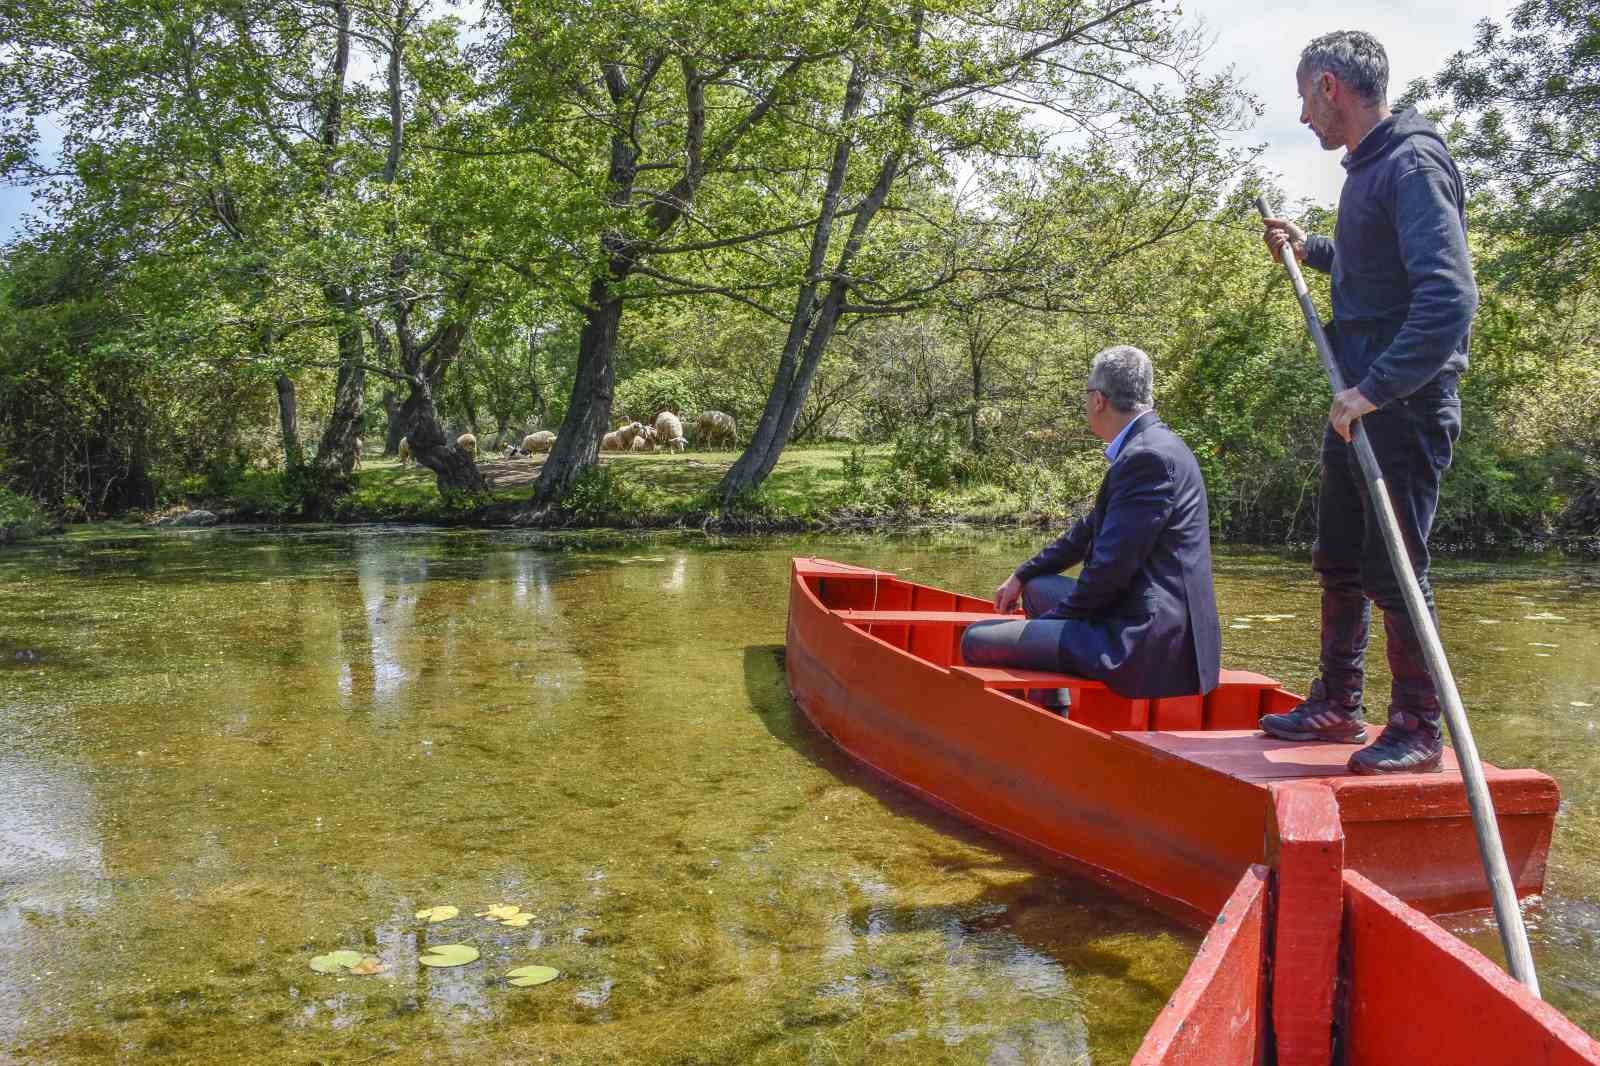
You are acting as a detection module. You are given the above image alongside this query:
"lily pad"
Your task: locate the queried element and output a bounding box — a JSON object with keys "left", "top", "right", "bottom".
{"left": 349, "top": 956, "right": 386, "bottom": 975}
{"left": 477, "top": 904, "right": 521, "bottom": 921}
{"left": 416, "top": 905, "right": 459, "bottom": 923}
{"left": 419, "top": 943, "right": 480, "bottom": 968}
{"left": 506, "top": 964, "right": 560, "bottom": 987}
{"left": 310, "top": 949, "right": 365, "bottom": 974}
{"left": 501, "top": 914, "right": 534, "bottom": 928}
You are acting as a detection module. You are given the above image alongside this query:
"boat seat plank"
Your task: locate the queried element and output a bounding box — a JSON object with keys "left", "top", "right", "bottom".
{"left": 950, "top": 666, "right": 1108, "bottom": 690}
{"left": 836, "top": 609, "right": 1010, "bottom": 625}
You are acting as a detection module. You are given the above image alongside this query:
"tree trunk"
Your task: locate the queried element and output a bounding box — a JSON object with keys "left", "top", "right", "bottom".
{"left": 277, "top": 373, "right": 304, "bottom": 468}
{"left": 382, "top": 389, "right": 404, "bottom": 454}
{"left": 532, "top": 278, "right": 622, "bottom": 504}
{"left": 717, "top": 61, "right": 868, "bottom": 507}
{"left": 969, "top": 346, "right": 984, "bottom": 452}
{"left": 305, "top": 315, "right": 366, "bottom": 517}
{"left": 396, "top": 322, "right": 486, "bottom": 494}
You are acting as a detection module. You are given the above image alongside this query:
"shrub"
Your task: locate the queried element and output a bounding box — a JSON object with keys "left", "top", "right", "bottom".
{"left": 615, "top": 368, "right": 703, "bottom": 425}
{"left": 561, "top": 464, "right": 648, "bottom": 523}
{"left": 0, "top": 486, "right": 55, "bottom": 544}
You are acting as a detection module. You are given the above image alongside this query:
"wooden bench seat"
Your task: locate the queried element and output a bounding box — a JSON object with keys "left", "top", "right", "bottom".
{"left": 836, "top": 609, "right": 1010, "bottom": 625}
{"left": 953, "top": 666, "right": 1285, "bottom": 733}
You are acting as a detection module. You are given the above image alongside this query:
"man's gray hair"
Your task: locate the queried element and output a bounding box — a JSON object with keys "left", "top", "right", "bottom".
{"left": 1298, "top": 31, "right": 1388, "bottom": 105}
{"left": 1088, "top": 345, "right": 1154, "bottom": 413}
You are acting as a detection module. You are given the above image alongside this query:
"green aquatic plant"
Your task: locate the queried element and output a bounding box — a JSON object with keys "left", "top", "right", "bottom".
{"left": 418, "top": 944, "right": 479, "bottom": 968}
{"left": 309, "top": 950, "right": 367, "bottom": 974}
{"left": 505, "top": 965, "right": 559, "bottom": 988}
{"left": 415, "top": 905, "right": 459, "bottom": 923}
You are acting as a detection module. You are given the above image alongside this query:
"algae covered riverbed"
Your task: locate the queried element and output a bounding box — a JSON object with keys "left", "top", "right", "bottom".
{"left": 2, "top": 528, "right": 1597, "bottom": 1062}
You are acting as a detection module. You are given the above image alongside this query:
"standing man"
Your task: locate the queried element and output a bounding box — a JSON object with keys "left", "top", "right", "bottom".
{"left": 1259, "top": 31, "right": 1477, "bottom": 774}
{"left": 962, "top": 345, "right": 1221, "bottom": 704}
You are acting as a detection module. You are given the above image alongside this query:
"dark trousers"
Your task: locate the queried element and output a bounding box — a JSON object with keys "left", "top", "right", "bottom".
{"left": 960, "top": 575, "right": 1078, "bottom": 707}
{"left": 1315, "top": 387, "right": 1461, "bottom": 721}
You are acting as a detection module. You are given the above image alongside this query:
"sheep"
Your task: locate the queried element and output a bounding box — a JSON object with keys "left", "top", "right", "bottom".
{"left": 617, "top": 421, "right": 647, "bottom": 448}
{"left": 352, "top": 436, "right": 364, "bottom": 469}
{"left": 520, "top": 430, "right": 556, "bottom": 454}
{"left": 652, "top": 411, "right": 689, "bottom": 453}
{"left": 601, "top": 429, "right": 626, "bottom": 451}
{"left": 397, "top": 437, "right": 412, "bottom": 465}
{"left": 696, "top": 409, "right": 736, "bottom": 449}
{"left": 456, "top": 432, "right": 477, "bottom": 458}
{"left": 630, "top": 434, "right": 649, "bottom": 452}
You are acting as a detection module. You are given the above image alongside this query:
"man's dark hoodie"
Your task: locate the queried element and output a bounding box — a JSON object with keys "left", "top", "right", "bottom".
{"left": 1302, "top": 107, "right": 1478, "bottom": 407}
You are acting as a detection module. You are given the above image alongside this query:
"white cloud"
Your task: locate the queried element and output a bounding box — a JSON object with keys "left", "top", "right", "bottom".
{"left": 1194, "top": 0, "right": 1511, "bottom": 207}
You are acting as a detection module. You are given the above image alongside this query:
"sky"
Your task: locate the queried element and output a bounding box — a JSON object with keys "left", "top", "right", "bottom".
{"left": 0, "top": 0, "right": 1512, "bottom": 242}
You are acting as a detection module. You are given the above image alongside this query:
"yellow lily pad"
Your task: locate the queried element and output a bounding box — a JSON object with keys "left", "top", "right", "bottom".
{"left": 415, "top": 905, "right": 459, "bottom": 923}
{"left": 349, "top": 956, "right": 386, "bottom": 975}
{"left": 500, "top": 914, "right": 534, "bottom": 928}
{"left": 476, "top": 904, "right": 521, "bottom": 921}
{"left": 506, "top": 964, "right": 559, "bottom": 987}
{"left": 419, "top": 943, "right": 480, "bottom": 968}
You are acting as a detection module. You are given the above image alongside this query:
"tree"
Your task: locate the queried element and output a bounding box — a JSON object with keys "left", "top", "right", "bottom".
{"left": 1416, "top": 0, "right": 1600, "bottom": 297}
{"left": 711, "top": 0, "right": 1252, "bottom": 506}
{"left": 481, "top": 0, "right": 863, "bottom": 505}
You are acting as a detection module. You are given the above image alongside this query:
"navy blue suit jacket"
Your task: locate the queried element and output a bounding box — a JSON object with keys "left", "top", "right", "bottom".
{"left": 1013, "top": 414, "right": 1222, "bottom": 699}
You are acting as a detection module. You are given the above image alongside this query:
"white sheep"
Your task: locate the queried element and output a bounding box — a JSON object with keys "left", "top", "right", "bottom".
{"left": 654, "top": 411, "right": 686, "bottom": 453}
{"left": 520, "top": 431, "right": 556, "bottom": 454}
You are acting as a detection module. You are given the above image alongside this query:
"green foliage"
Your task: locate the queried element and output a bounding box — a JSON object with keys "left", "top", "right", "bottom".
{"left": 1164, "top": 310, "right": 1328, "bottom": 541}
{"left": 889, "top": 418, "right": 963, "bottom": 490}
{"left": 615, "top": 368, "right": 703, "bottom": 424}
{"left": 0, "top": 487, "right": 55, "bottom": 544}
{"left": 559, "top": 465, "right": 650, "bottom": 524}
{"left": 1415, "top": 0, "right": 1600, "bottom": 297}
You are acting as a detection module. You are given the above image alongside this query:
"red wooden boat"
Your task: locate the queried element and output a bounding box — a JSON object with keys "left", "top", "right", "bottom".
{"left": 785, "top": 557, "right": 1600, "bottom": 1064}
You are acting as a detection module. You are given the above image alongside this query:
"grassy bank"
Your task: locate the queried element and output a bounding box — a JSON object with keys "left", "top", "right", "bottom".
{"left": 13, "top": 442, "right": 1598, "bottom": 558}
{"left": 150, "top": 444, "right": 1084, "bottom": 532}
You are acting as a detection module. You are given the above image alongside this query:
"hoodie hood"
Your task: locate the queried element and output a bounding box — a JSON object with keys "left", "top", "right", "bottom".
{"left": 1344, "top": 107, "right": 1446, "bottom": 172}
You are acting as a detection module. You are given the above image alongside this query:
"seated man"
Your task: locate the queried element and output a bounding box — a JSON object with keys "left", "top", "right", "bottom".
{"left": 962, "top": 345, "right": 1221, "bottom": 707}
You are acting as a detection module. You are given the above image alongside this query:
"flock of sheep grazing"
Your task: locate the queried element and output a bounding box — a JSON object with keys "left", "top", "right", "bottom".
{"left": 393, "top": 410, "right": 737, "bottom": 465}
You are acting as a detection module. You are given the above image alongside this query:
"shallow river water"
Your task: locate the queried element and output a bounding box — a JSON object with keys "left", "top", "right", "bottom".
{"left": 1, "top": 528, "right": 1597, "bottom": 1064}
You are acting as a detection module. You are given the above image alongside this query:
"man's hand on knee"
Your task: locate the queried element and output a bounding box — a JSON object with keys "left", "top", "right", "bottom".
{"left": 994, "top": 574, "right": 1024, "bottom": 614}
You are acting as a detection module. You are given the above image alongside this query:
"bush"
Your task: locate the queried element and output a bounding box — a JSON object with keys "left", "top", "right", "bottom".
{"left": 615, "top": 368, "right": 703, "bottom": 425}
{"left": 889, "top": 417, "right": 962, "bottom": 488}
{"left": 561, "top": 464, "right": 648, "bottom": 523}
{"left": 0, "top": 486, "right": 56, "bottom": 544}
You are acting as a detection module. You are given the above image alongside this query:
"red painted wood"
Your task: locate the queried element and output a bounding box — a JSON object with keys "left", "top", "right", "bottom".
{"left": 838, "top": 609, "right": 1003, "bottom": 624}
{"left": 950, "top": 665, "right": 1109, "bottom": 690}
{"left": 1133, "top": 865, "right": 1270, "bottom": 1065}
{"left": 1342, "top": 871, "right": 1600, "bottom": 1065}
{"left": 1267, "top": 784, "right": 1344, "bottom": 1066}
{"left": 1122, "top": 730, "right": 1558, "bottom": 913}
{"left": 786, "top": 559, "right": 1558, "bottom": 923}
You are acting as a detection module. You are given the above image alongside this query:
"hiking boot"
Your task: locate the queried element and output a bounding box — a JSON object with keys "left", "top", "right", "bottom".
{"left": 1259, "top": 679, "right": 1369, "bottom": 743}
{"left": 1347, "top": 710, "right": 1444, "bottom": 775}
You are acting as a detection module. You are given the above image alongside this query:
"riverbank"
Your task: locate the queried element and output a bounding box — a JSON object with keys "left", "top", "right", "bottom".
{"left": 7, "top": 443, "right": 1598, "bottom": 557}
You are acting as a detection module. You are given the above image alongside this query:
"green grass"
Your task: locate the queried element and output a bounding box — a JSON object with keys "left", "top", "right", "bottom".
{"left": 159, "top": 443, "right": 1076, "bottom": 529}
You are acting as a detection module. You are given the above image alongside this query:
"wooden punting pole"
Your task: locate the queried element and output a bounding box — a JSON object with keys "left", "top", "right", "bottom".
{"left": 1255, "top": 196, "right": 1540, "bottom": 996}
